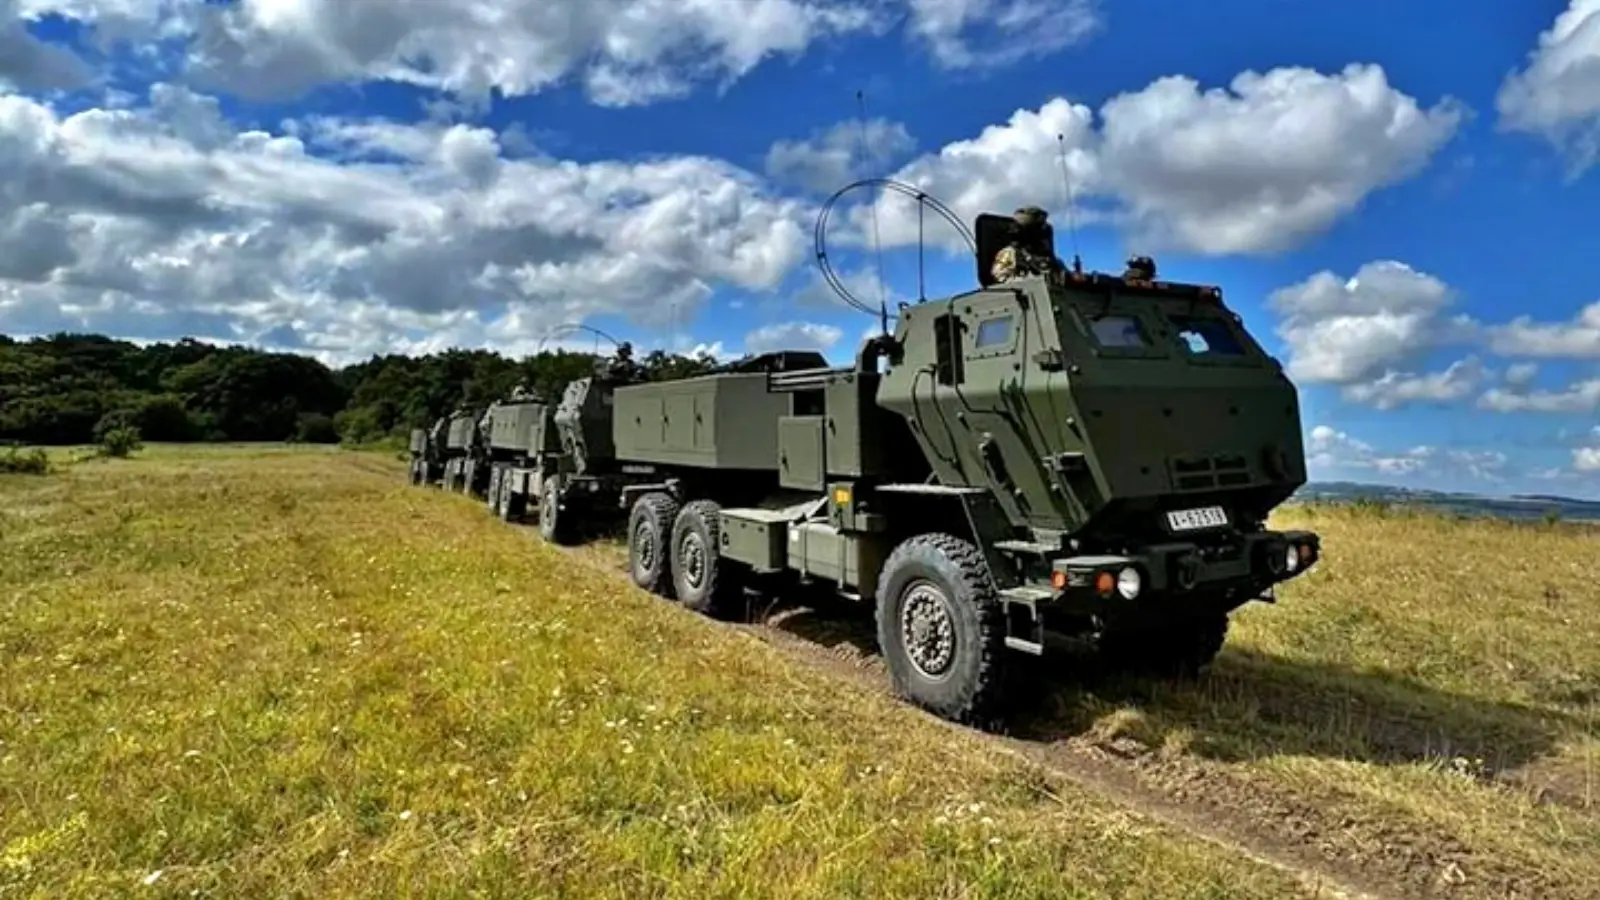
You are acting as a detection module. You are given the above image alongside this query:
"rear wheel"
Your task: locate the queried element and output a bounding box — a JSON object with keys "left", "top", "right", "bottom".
{"left": 628, "top": 492, "right": 679, "bottom": 598}
{"left": 461, "top": 459, "right": 478, "bottom": 496}
{"left": 875, "top": 533, "right": 1008, "bottom": 726}
{"left": 671, "top": 500, "right": 742, "bottom": 618}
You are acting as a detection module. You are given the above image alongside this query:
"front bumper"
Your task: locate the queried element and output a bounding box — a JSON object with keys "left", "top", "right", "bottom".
{"left": 1047, "top": 529, "right": 1321, "bottom": 609}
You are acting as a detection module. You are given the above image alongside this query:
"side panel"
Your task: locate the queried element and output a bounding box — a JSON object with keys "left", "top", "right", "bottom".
{"left": 778, "top": 416, "right": 826, "bottom": 491}
{"left": 787, "top": 521, "right": 888, "bottom": 598}
{"left": 612, "top": 373, "right": 792, "bottom": 469}
{"left": 446, "top": 416, "right": 476, "bottom": 449}
{"left": 719, "top": 510, "right": 787, "bottom": 571}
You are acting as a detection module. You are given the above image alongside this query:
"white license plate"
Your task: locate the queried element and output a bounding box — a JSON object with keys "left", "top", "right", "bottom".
{"left": 1166, "top": 506, "right": 1228, "bottom": 531}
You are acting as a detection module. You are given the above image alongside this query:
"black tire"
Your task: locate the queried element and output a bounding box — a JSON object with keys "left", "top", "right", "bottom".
{"left": 671, "top": 500, "right": 742, "bottom": 617}
{"left": 539, "top": 477, "right": 574, "bottom": 545}
{"left": 1098, "top": 614, "right": 1228, "bottom": 679}
{"left": 628, "top": 492, "right": 679, "bottom": 598}
{"left": 875, "top": 533, "right": 1008, "bottom": 726}
{"left": 461, "top": 459, "right": 478, "bottom": 496}
{"left": 495, "top": 469, "right": 519, "bottom": 523}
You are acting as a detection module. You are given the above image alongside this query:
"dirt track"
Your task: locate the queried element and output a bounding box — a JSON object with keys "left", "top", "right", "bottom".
{"left": 519, "top": 523, "right": 1585, "bottom": 900}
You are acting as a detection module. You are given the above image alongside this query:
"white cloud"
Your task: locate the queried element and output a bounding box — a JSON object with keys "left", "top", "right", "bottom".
{"left": 765, "top": 118, "right": 916, "bottom": 194}
{"left": 1340, "top": 357, "right": 1486, "bottom": 411}
{"left": 1496, "top": 0, "right": 1600, "bottom": 173}
{"left": 1478, "top": 378, "right": 1600, "bottom": 413}
{"left": 1575, "top": 446, "right": 1600, "bottom": 472}
{"left": 1266, "top": 261, "right": 1480, "bottom": 405}
{"left": 1, "top": 0, "right": 93, "bottom": 91}
{"left": 1505, "top": 362, "right": 1540, "bottom": 386}
{"left": 8, "top": 0, "right": 1110, "bottom": 109}
{"left": 0, "top": 83, "right": 811, "bottom": 365}
{"left": 1307, "top": 424, "right": 1508, "bottom": 481}
{"left": 743, "top": 321, "right": 844, "bottom": 354}
{"left": 1485, "top": 301, "right": 1600, "bottom": 358}
{"left": 905, "top": 0, "right": 1100, "bottom": 70}
{"left": 859, "top": 63, "right": 1463, "bottom": 256}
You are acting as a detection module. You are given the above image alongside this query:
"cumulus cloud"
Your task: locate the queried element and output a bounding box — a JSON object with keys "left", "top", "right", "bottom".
{"left": 856, "top": 63, "right": 1463, "bottom": 256}
{"left": 1478, "top": 378, "right": 1600, "bottom": 413}
{"left": 1576, "top": 446, "right": 1600, "bottom": 472}
{"left": 1496, "top": 0, "right": 1600, "bottom": 172}
{"left": 1307, "top": 424, "right": 1508, "bottom": 481}
{"left": 743, "top": 321, "right": 844, "bottom": 354}
{"left": 11, "top": 0, "right": 1109, "bottom": 108}
{"left": 0, "top": 83, "right": 810, "bottom": 365}
{"left": 1, "top": 0, "right": 94, "bottom": 91}
{"left": 1485, "top": 301, "right": 1600, "bottom": 358}
{"left": 1340, "top": 357, "right": 1487, "bottom": 411}
{"left": 905, "top": 0, "right": 1101, "bottom": 70}
{"left": 765, "top": 118, "right": 916, "bottom": 194}
{"left": 1266, "top": 260, "right": 1482, "bottom": 407}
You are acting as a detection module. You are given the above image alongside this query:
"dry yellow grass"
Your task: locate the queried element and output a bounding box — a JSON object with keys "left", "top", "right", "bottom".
{"left": 1, "top": 446, "right": 1324, "bottom": 899}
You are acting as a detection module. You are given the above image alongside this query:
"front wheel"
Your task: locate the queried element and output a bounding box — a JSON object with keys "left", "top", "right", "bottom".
{"left": 875, "top": 533, "right": 1009, "bottom": 727}
{"left": 539, "top": 477, "right": 575, "bottom": 544}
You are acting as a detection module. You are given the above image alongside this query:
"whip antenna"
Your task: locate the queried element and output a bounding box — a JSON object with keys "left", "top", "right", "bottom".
{"left": 857, "top": 89, "right": 891, "bottom": 336}
{"left": 1055, "top": 133, "right": 1084, "bottom": 274}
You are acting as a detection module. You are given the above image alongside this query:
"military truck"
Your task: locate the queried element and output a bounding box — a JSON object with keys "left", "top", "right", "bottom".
{"left": 406, "top": 407, "right": 485, "bottom": 493}
{"left": 544, "top": 209, "right": 1323, "bottom": 726}
{"left": 478, "top": 389, "right": 558, "bottom": 523}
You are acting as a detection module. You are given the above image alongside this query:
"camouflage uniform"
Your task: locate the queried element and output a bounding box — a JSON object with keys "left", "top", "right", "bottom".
{"left": 991, "top": 206, "right": 1066, "bottom": 283}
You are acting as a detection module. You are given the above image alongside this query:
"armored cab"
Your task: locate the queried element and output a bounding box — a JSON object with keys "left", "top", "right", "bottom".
{"left": 437, "top": 409, "right": 486, "bottom": 495}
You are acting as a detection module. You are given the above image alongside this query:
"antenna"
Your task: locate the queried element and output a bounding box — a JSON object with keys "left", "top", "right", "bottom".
{"left": 856, "top": 89, "right": 891, "bottom": 336}
{"left": 1055, "top": 133, "right": 1084, "bottom": 275}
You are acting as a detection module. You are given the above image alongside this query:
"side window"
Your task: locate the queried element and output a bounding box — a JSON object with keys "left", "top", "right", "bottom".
{"left": 1087, "top": 313, "right": 1149, "bottom": 348}
{"left": 973, "top": 315, "right": 1013, "bottom": 349}
{"left": 1169, "top": 315, "right": 1246, "bottom": 356}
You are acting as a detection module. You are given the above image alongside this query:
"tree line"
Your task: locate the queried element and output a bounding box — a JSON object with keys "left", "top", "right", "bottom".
{"left": 0, "top": 333, "right": 722, "bottom": 447}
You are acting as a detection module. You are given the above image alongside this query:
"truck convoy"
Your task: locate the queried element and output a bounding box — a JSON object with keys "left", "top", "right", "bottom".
{"left": 408, "top": 208, "right": 1323, "bottom": 726}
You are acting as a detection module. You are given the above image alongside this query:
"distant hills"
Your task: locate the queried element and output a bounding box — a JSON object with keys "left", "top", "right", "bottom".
{"left": 1296, "top": 481, "right": 1600, "bottom": 523}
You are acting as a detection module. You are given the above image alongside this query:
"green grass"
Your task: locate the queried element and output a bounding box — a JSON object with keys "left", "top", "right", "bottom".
{"left": 1, "top": 447, "right": 1319, "bottom": 899}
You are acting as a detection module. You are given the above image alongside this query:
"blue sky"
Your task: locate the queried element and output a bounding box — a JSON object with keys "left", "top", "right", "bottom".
{"left": 3, "top": 0, "right": 1599, "bottom": 497}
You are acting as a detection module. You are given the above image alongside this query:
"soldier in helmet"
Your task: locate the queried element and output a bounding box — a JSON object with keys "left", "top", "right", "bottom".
{"left": 991, "top": 206, "right": 1066, "bottom": 283}
{"left": 1122, "top": 255, "right": 1157, "bottom": 282}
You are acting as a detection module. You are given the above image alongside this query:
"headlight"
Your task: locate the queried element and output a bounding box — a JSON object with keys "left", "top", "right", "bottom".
{"left": 1116, "top": 567, "right": 1142, "bottom": 599}
{"left": 1285, "top": 544, "right": 1300, "bottom": 573}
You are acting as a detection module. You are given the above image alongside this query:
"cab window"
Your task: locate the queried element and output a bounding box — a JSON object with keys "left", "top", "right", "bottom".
{"left": 1169, "top": 314, "right": 1246, "bottom": 356}
{"left": 1086, "top": 313, "right": 1148, "bottom": 348}
{"left": 974, "top": 315, "right": 1013, "bottom": 349}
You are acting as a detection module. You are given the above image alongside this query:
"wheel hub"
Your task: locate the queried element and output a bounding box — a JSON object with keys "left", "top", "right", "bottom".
{"left": 634, "top": 522, "right": 656, "bottom": 573}
{"left": 900, "top": 581, "right": 956, "bottom": 678}
{"left": 680, "top": 532, "right": 706, "bottom": 590}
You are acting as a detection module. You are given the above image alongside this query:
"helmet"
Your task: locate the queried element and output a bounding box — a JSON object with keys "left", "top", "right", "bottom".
{"left": 1013, "top": 206, "right": 1048, "bottom": 228}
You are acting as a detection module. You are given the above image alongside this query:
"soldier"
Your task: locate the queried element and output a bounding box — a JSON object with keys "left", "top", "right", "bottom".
{"left": 1122, "top": 255, "right": 1157, "bottom": 282}
{"left": 605, "top": 341, "right": 643, "bottom": 382}
{"left": 991, "top": 206, "right": 1066, "bottom": 283}
{"left": 510, "top": 380, "right": 532, "bottom": 400}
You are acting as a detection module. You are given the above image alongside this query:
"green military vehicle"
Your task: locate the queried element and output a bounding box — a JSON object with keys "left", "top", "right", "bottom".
{"left": 552, "top": 209, "right": 1323, "bottom": 725}
{"left": 406, "top": 407, "right": 484, "bottom": 493}
{"left": 478, "top": 387, "right": 559, "bottom": 524}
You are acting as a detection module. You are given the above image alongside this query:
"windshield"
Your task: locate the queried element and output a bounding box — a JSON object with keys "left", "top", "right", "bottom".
{"left": 1167, "top": 314, "right": 1246, "bottom": 357}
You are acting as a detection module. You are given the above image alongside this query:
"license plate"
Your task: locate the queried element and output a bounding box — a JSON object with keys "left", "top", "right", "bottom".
{"left": 1166, "top": 506, "right": 1228, "bottom": 531}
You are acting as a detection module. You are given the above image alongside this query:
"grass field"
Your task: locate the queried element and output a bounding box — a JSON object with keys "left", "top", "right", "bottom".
{"left": 2, "top": 445, "right": 1597, "bottom": 898}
